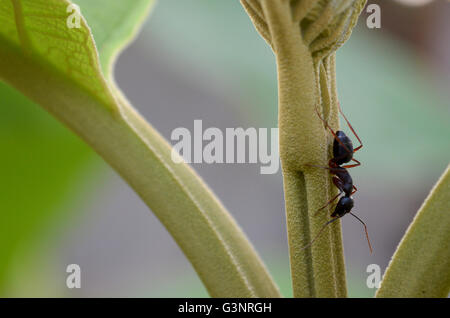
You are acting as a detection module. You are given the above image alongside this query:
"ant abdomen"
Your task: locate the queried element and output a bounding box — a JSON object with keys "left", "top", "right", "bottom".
{"left": 333, "top": 131, "right": 354, "bottom": 165}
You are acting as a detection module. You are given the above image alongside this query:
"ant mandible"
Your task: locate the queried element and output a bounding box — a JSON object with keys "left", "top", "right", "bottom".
{"left": 303, "top": 103, "right": 373, "bottom": 254}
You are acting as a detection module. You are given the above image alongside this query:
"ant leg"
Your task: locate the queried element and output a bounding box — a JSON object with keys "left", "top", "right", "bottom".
{"left": 314, "top": 192, "right": 342, "bottom": 216}
{"left": 315, "top": 106, "right": 352, "bottom": 154}
{"left": 342, "top": 158, "right": 361, "bottom": 169}
{"left": 314, "top": 177, "right": 343, "bottom": 216}
{"left": 351, "top": 185, "right": 358, "bottom": 195}
{"left": 301, "top": 216, "right": 343, "bottom": 251}
{"left": 338, "top": 102, "right": 363, "bottom": 152}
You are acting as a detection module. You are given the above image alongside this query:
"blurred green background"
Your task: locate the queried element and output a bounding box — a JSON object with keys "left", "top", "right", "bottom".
{"left": 0, "top": 0, "right": 449, "bottom": 297}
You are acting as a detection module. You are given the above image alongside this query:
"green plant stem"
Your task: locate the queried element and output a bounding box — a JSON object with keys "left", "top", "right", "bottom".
{"left": 0, "top": 37, "right": 281, "bottom": 298}
{"left": 252, "top": 0, "right": 347, "bottom": 298}
{"left": 376, "top": 165, "right": 450, "bottom": 298}
{"left": 242, "top": 0, "right": 365, "bottom": 297}
{"left": 325, "top": 55, "right": 347, "bottom": 297}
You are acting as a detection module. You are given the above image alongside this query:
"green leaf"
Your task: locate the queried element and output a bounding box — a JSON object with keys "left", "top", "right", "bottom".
{"left": 0, "top": 82, "right": 96, "bottom": 294}
{"left": 0, "top": 0, "right": 154, "bottom": 294}
{"left": 376, "top": 165, "right": 450, "bottom": 298}
{"left": 0, "top": 0, "right": 115, "bottom": 110}
{"left": 0, "top": 0, "right": 280, "bottom": 297}
{"left": 71, "top": 0, "right": 155, "bottom": 79}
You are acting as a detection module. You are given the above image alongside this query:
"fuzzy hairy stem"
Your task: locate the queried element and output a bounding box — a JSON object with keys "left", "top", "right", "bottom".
{"left": 242, "top": 0, "right": 365, "bottom": 297}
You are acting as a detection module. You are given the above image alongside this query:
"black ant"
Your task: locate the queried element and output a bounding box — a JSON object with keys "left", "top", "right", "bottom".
{"left": 303, "top": 103, "right": 373, "bottom": 254}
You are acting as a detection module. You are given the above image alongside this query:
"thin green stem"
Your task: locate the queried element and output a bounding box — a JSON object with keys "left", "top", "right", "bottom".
{"left": 0, "top": 33, "right": 281, "bottom": 298}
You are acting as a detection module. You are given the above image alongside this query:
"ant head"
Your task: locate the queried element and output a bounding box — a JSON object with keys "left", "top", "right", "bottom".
{"left": 340, "top": 196, "right": 354, "bottom": 211}
{"left": 332, "top": 196, "right": 354, "bottom": 217}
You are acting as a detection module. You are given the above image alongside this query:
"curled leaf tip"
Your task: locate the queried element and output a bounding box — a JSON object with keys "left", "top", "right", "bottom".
{"left": 242, "top": 0, "right": 366, "bottom": 62}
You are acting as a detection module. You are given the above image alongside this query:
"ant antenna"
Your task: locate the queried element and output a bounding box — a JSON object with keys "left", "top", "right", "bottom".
{"left": 350, "top": 213, "right": 373, "bottom": 254}
{"left": 301, "top": 217, "right": 342, "bottom": 251}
